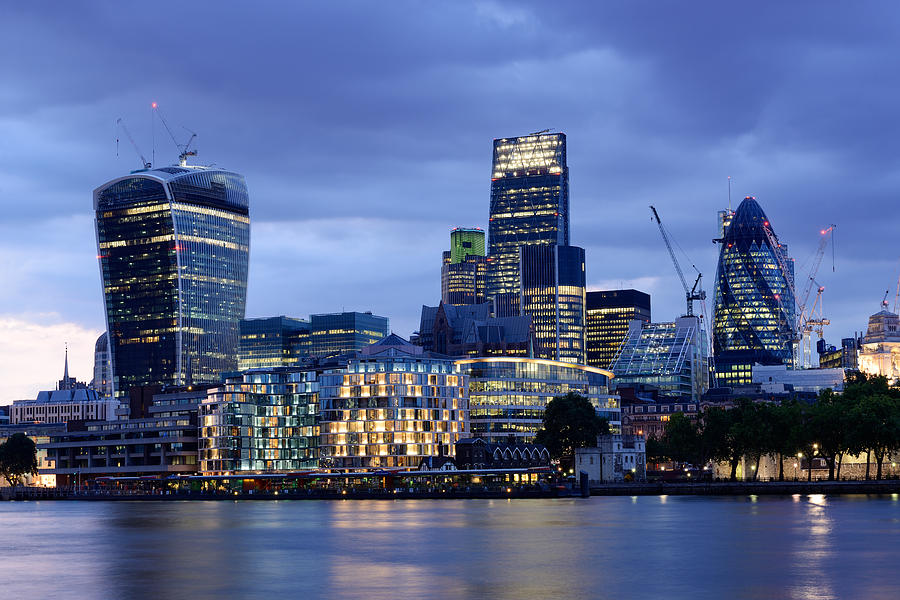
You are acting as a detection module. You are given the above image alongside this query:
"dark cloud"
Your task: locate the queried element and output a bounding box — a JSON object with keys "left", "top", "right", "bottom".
{"left": 1, "top": 1, "right": 898, "bottom": 394}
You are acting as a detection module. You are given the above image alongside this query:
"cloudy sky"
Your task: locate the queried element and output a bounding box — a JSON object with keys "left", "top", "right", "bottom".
{"left": 1, "top": 2, "right": 897, "bottom": 400}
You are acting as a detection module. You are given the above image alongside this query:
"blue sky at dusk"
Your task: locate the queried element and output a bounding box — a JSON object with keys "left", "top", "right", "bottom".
{"left": 1, "top": 2, "right": 897, "bottom": 399}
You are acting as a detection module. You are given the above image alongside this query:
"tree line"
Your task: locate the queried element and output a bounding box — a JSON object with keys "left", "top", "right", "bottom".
{"left": 0, "top": 432, "right": 39, "bottom": 487}
{"left": 648, "top": 373, "right": 900, "bottom": 481}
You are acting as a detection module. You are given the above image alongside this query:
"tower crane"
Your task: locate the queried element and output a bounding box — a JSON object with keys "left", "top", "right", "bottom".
{"left": 795, "top": 226, "right": 835, "bottom": 367}
{"left": 649, "top": 206, "right": 706, "bottom": 317}
{"left": 152, "top": 103, "right": 197, "bottom": 166}
{"left": 116, "top": 118, "right": 151, "bottom": 169}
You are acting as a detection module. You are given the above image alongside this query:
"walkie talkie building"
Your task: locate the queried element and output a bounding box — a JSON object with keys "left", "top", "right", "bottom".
{"left": 712, "top": 196, "right": 795, "bottom": 386}
{"left": 94, "top": 166, "right": 250, "bottom": 398}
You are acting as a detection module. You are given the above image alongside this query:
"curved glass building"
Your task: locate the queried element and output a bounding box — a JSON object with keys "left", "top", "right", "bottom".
{"left": 712, "top": 196, "right": 795, "bottom": 386}
{"left": 457, "top": 357, "right": 620, "bottom": 443}
{"left": 94, "top": 166, "right": 250, "bottom": 397}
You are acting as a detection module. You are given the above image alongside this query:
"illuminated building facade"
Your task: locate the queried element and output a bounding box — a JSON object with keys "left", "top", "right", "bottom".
{"left": 712, "top": 196, "right": 795, "bottom": 386}
{"left": 487, "top": 132, "right": 568, "bottom": 301}
{"left": 458, "top": 357, "right": 620, "bottom": 444}
{"left": 858, "top": 305, "right": 900, "bottom": 382}
{"left": 318, "top": 335, "right": 468, "bottom": 470}
{"left": 94, "top": 166, "right": 250, "bottom": 397}
{"left": 239, "top": 316, "right": 311, "bottom": 370}
{"left": 441, "top": 228, "right": 487, "bottom": 306}
{"left": 520, "top": 244, "right": 586, "bottom": 363}
{"left": 610, "top": 316, "right": 709, "bottom": 402}
{"left": 309, "top": 311, "right": 389, "bottom": 358}
{"left": 199, "top": 369, "right": 320, "bottom": 474}
{"left": 586, "top": 289, "right": 651, "bottom": 369}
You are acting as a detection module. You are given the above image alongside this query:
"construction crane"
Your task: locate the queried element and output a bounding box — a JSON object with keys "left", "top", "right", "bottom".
{"left": 800, "top": 283, "right": 831, "bottom": 367}
{"left": 152, "top": 102, "right": 197, "bottom": 166}
{"left": 796, "top": 225, "right": 835, "bottom": 330}
{"left": 650, "top": 206, "right": 706, "bottom": 317}
{"left": 116, "top": 118, "right": 151, "bottom": 169}
{"left": 794, "top": 226, "right": 836, "bottom": 367}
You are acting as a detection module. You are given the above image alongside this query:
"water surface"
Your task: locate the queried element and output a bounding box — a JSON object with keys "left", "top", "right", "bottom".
{"left": 2, "top": 494, "right": 898, "bottom": 599}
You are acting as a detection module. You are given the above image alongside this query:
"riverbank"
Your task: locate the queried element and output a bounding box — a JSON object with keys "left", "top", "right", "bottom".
{"left": 590, "top": 479, "right": 900, "bottom": 496}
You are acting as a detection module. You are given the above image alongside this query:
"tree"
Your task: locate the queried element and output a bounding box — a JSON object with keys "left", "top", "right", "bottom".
{"left": 661, "top": 413, "right": 700, "bottom": 466}
{"left": 535, "top": 392, "right": 609, "bottom": 470}
{"left": 770, "top": 401, "right": 802, "bottom": 481}
{"left": 0, "top": 433, "right": 39, "bottom": 487}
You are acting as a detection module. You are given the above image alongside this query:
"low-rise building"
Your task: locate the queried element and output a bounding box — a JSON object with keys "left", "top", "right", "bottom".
{"left": 458, "top": 356, "right": 620, "bottom": 444}
{"left": 454, "top": 436, "right": 550, "bottom": 470}
{"left": 200, "top": 369, "right": 320, "bottom": 474}
{"left": 858, "top": 304, "right": 900, "bottom": 381}
{"left": 11, "top": 388, "right": 119, "bottom": 424}
{"left": 575, "top": 434, "right": 647, "bottom": 484}
{"left": 318, "top": 335, "right": 469, "bottom": 470}
{"left": 752, "top": 364, "right": 844, "bottom": 393}
{"left": 415, "top": 302, "right": 533, "bottom": 357}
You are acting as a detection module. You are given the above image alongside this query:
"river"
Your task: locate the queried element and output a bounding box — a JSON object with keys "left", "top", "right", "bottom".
{"left": 1, "top": 494, "right": 898, "bottom": 599}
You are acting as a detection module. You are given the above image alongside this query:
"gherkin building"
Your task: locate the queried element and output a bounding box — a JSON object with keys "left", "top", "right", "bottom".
{"left": 713, "top": 196, "right": 795, "bottom": 386}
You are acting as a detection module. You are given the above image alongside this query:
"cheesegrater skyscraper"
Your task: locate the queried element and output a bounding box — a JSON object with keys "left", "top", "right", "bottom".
{"left": 94, "top": 165, "right": 250, "bottom": 398}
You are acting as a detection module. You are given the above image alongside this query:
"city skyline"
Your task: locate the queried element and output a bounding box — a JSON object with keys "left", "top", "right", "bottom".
{"left": 2, "top": 3, "right": 898, "bottom": 399}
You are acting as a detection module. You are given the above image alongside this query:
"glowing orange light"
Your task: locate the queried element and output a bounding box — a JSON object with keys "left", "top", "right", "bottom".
{"left": 764, "top": 221, "right": 769, "bottom": 226}
{"left": 820, "top": 230, "right": 826, "bottom": 235}
{"left": 151, "top": 102, "right": 158, "bottom": 108}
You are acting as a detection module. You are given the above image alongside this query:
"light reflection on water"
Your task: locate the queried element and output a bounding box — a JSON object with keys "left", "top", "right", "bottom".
{"left": 1, "top": 495, "right": 898, "bottom": 600}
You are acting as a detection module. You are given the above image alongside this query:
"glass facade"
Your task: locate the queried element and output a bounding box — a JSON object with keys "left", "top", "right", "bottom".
{"left": 94, "top": 167, "right": 250, "bottom": 397}
{"left": 319, "top": 353, "right": 468, "bottom": 470}
{"left": 199, "top": 369, "right": 320, "bottom": 474}
{"left": 520, "top": 244, "right": 586, "bottom": 363}
{"left": 458, "top": 357, "right": 620, "bottom": 444}
{"left": 586, "top": 290, "right": 651, "bottom": 370}
{"left": 309, "top": 312, "right": 389, "bottom": 358}
{"left": 610, "top": 316, "right": 709, "bottom": 402}
{"left": 239, "top": 316, "right": 311, "bottom": 370}
{"left": 487, "top": 133, "right": 568, "bottom": 300}
{"left": 441, "top": 251, "right": 487, "bottom": 306}
{"left": 712, "top": 196, "right": 795, "bottom": 386}
{"left": 449, "top": 227, "right": 486, "bottom": 264}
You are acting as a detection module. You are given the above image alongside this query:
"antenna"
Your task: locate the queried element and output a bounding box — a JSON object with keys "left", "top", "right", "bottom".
{"left": 727, "top": 176, "right": 732, "bottom": 211}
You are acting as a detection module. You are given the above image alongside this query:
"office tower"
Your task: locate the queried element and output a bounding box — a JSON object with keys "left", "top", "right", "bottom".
{"left": 238, "top": 316, "right": 311, "bottom": 370}
{"left": 610, "top": 316, "right": 710, "bottom": 402}
{"left": 90, "top": 332, "right": 114, "bottom": 399}
{"left": 712, "top": 196, "right": 795, "bottom": 386}
{"left": 487, "top": 132, "right": 568, "bottom": 301}
{"left": 441, "top": 228, "right": 487, "bottom": 306}
{"left": 586, "top": 290, "right": 652, "bottom": 369}
{"left": 94, "top": 166, "right": 250, "bottom": 397}
{"left": 459, "top": 357, "right": 619, "bottom": 443}
{"left": 520, "top": 244, "right": 586, "bottom": 363}
{"left": 309, "top": 311, "right": 389, "bottom": 357}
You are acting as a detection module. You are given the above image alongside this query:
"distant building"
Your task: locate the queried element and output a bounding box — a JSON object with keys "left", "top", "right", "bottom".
{"left": 752, "top": 364, "right": 844, "bottom": 393}
{"left": 415, "top": 302, "right": 533, "bottom": 357}
{"left": 575, "top": 434, "right": 646, "bottom": 484}
{"left": 441, "top": 228, "right": 487, "bottom": 306}
{"left": 238, "top": 316, "right": 311, "bottom": 370}
{"left": 94, "top": 165, "right": 251, "bottom": 397}
{"left": 857, "top": 304, "right": 900, "bottom": 381}
{"left": 38, "top": 387, "right": 205, "bottom": 484}
{"left": 454, "top": 437, "right": 550, "bottom": 470}
{"left": 11, "top": 352, "right": 118, "bottom": 424}
{"left": 458, "top": 357, "right": 620, "bottom": 444}
{"left": 712, "top": 196, "right": 795, "bottom": 386}
{"left": 520, "top": 244, "right": 586, "bottom": 364}
{"left": 610, "top": 316, "right": 709, "bottom": 402}
{"left": 90, "top": 333, "right": 113, "bottom": 399}
{"left": 586, "top": 289, "right": 651, "bottom": 370}
{"left": 318, "top": 335, "right": 469, "bottom": 470}
{"left": 200, "top": 369, "right": 320, "bottom": 474}
{"left": 487, "top": 132, "right": 569, "bottom": 301}
{"left": 309, "top": 311, "right": 389, "bottom": 358}
{"left": 239, "top": 312, "right": 389, "bottom": 367}
{"left": 618, "top": 388, "right": 699, "bottom": 439}
{"left": 0, "top": 405, "right": 10, "bottom": 426}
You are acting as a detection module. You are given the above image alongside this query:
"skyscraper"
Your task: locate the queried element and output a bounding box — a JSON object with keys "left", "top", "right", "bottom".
{"left": 712, "top": 196, "right": 795, "bottom": 386}
{"left": 94, "top": 166, "right": 250, "bottom": 397}
{"left": 441, "top": 228, "right": 487, "bottom": 305}
{"left": 90, "top": 332, "right": 114, "bottom": 399}
{"left": 586, "top": 290, "right": 651, "bottom": 369}
{"left": 520, "top": 244, "right": 586, "bottom": 363}
{"left": 238, "top": 316, "right": 311, "bottom": 370}
{"left": 487, "top": 132, "right": 568, "bottom": 301}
